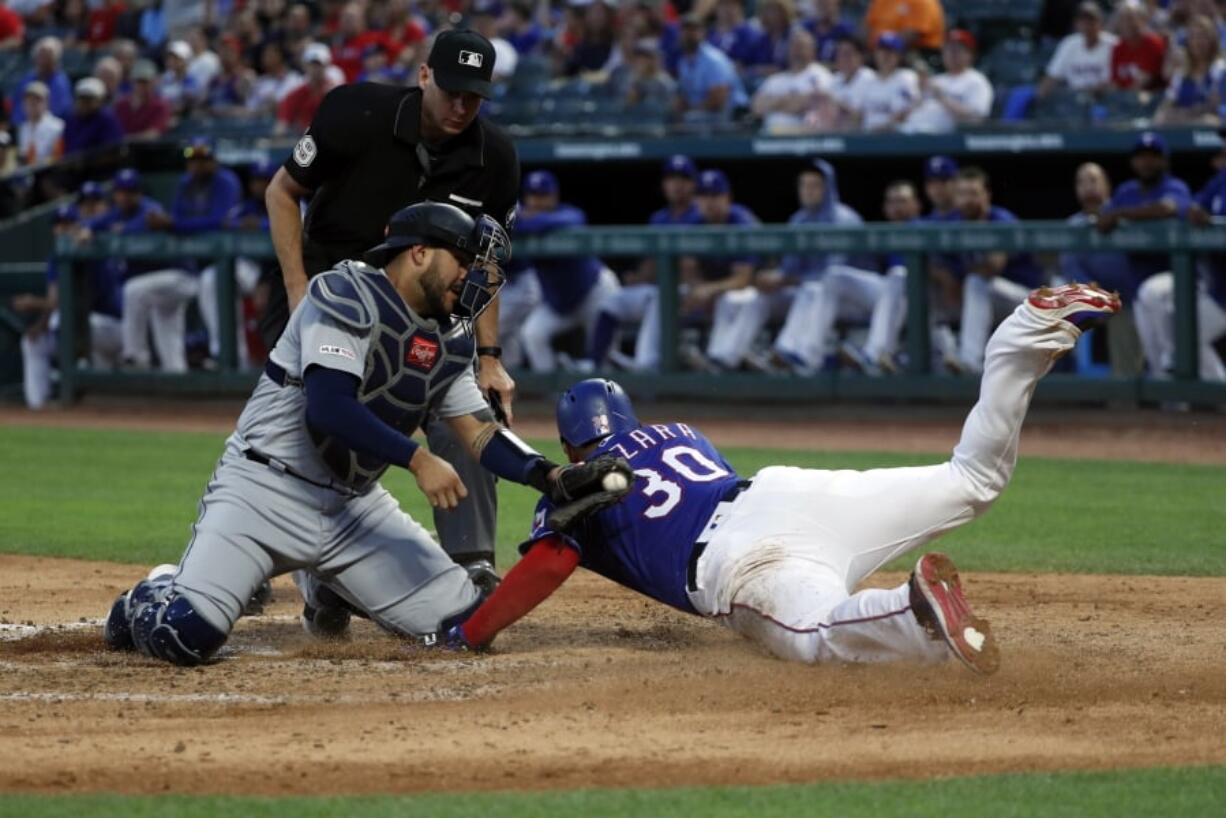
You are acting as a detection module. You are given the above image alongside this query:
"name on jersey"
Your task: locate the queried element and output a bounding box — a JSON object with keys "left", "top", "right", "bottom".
{"left": 319, "top": 344, "right": 356, "bottom": 361}
{"left": 607, "top": 423, "right": 699, "bottom": 461}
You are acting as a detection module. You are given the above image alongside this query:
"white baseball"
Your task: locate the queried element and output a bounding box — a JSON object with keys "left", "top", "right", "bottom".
{"left": 147, "top": 563, "right": 178, "bottom": 582}
{"left": 602, "top": 472, "right": 630, "bottom": 492}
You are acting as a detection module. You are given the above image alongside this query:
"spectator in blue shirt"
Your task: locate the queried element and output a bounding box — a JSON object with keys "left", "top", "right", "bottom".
{"left": 11, "top": 37, "right": 74, "bottom": 126}
{"left": 86, "top": 168, "right": 199, "bottom": 373}
{"left": 1060, "top": 162, "right": 1143, "bottom": 376}
{"left": 1098, "top": 132, "right": 1194, "bottom": 377}
{"left": 507, "top": 2, "right": 548, "bottom": 55}
{"left": 62, "top": 78, "right": 124, "bottom": 156}
{"left": 589, "top": 155, "right": 703, "bottom": 372}
{"left": 945, "top": 166, "right": 1044, "bottom": 374}
{"left": 804, "top": 0, "right": 857, "bottom": 64}
{"left": 709, "top": 0, "right": 768, "bottom": 70}
{"left": 516, "top": 170, "right": 621, "bottom": 372}
{"left": 676, "top": 14, "right": 748, "bottom": 124}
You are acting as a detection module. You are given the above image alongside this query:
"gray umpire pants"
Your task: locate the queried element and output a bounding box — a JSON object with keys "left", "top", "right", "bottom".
{"left": 425, "top": 414, "right": 498, "bottom": 566}
{"left": 178, "top": 441, "right": 480, "bottom": 636}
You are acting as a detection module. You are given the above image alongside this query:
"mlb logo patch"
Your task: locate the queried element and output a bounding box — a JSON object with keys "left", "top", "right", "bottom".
{"left": 458, "top": 50, "right": 484, "bottom": 68}
{"left": 406, "top": 335, "right": 440, "bottom": 372}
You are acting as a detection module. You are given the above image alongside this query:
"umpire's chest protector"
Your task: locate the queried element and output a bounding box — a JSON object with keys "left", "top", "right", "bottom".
{"left": 306, "top": 260, "right": 475, "bottom": 491}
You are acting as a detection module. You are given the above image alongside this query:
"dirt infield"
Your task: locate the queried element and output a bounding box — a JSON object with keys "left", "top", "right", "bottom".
{"left": 2, "top": 557, "right": 1225, "bottom": 795}
{"left": 2, "top": 403, "right": 1224, "bottom": 795}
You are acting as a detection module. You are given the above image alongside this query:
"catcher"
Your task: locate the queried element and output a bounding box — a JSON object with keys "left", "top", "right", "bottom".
{"left": 444, "top": 283, "right": 1122, "bottom": 674}
{"left": 103, "top": 201, "right": 630, "bottom": 666}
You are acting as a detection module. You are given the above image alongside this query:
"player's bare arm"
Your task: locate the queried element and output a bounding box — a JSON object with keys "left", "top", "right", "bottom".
{"left": 266, "top": 167, "right": 313, "bottom": 309}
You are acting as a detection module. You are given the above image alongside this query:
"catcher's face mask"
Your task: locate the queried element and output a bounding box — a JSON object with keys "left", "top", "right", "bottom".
{"left": 452, "top": 214, "right": 511, "bottom": 323}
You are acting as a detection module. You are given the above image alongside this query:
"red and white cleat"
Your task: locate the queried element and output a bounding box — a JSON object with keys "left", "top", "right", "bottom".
{"left": 909, "top": 552, "right": 1000, "bottom": 675}
{"left": 1026, "top": 282, "right": 1122, "bottom": 331}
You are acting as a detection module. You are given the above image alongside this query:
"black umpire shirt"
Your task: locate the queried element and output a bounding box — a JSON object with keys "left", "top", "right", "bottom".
{"left": 259, "top": 82, "right": 520, "bottom": 346}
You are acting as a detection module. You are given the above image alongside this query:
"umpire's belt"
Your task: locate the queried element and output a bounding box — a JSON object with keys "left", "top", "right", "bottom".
{"left": 264, "top": 360, "right": 303, "bottom": 389}
{"left": 686, "top": 479, "right": 752, "bottom": 593}
{"left": 242, "top": 449, "right": 357, "bottom": 497}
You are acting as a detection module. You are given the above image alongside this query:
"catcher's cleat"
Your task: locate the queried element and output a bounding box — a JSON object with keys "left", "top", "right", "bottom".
{"left": 909, "top": 552, "right": 1000, "bottom": 675}
{"left": 243, "top": 581, "right": 273, "bottom": 616}
{"left": 1026, "top": 282, "right": 1121, "bottom": 331}
{"left": 300, "top": 585, "right": 354, "bottom": 640}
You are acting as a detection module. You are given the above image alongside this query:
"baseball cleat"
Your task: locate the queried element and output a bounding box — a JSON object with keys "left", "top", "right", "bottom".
{"left": 1026, "top": 282, "right": 1121, "bottom": 331}
{"left": 909, "top": 552, "right": 1000, "bottom": 675}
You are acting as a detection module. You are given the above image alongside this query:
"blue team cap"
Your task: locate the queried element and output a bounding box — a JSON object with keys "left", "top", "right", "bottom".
{"left": 662, "top": 154, "right": 696, "bottom": 179}
{"left": 249, "top": 158, "right": 278, "bottom": 179}
{"left": 523, "top": 170, "right": 559, "bottom": 195}
{"left": 54, "top": 204, "right": 76, "bottom": 223}
{"left": 925, "top": 155, "right": 958, "bottom": 179}
{"left": 79, "top": 180, "right": 107, "bottom": 199}
{"left": 112, "top": 168, "right": 142, "bottom": 190}
{"left": 183, "top": 136, "right": 216, "bottom": 160}
{"left": 1133, "top": 131, "right": 1168, "bottom": 156}
{"left": 696, "top": 169, "right": 730, "bottom": 196}
{"left": 876, "top": 31, "right": 907, "bottom": 53}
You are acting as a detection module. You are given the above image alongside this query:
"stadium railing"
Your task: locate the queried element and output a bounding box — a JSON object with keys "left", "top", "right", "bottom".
{"left": 52, "top": 221, "right": 1226, "bottom": 406}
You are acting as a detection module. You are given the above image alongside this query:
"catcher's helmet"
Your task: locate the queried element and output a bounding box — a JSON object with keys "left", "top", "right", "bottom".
{"left": 364, "top": 201, "right": 511, "bottom": 321}
{"left": 556, "top": 378, "right": 640, "bottom": 448}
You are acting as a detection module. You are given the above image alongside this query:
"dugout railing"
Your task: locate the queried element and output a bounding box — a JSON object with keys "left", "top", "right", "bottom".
{"left": 52, "top": 221, "right": 1226, "bottom": 405}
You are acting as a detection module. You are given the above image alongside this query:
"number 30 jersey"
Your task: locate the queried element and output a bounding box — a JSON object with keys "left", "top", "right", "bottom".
{"left": 525, "top": 423, "right": 741, "bottom": 613}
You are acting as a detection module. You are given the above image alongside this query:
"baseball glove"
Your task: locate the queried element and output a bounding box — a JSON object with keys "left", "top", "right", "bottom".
{"left": 546, "top": 454, "right": 635, "bottom": 532}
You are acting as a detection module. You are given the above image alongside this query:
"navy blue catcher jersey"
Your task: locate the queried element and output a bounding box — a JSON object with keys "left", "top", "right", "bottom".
{"left": 526, "top": 423, "right": 741, "bottom": 612}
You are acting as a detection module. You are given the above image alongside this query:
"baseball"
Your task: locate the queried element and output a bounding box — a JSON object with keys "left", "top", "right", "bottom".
{"left": 602, "top": 472, "right": 630, "bottom": 492}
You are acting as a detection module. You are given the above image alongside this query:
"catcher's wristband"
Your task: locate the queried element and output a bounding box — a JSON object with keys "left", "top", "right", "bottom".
{"left": 476, "top": 346, "right": 503, "bottom": 359}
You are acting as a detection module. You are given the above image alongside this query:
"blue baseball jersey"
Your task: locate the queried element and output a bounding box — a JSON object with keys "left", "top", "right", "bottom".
{"left": 1195, "top": 169, "right": 1226, "bottom": 307}
{"left": 514, "top": 203, "right": 604, "bottom": 313}
{"left": 649, "top": 203, "right": 703, "bottom": 226}
{"left": 1106, "top": 174, "right": 1193, "bottom": 281}
{"left": 524, "top": 423, "right": 741, "bottom": 613}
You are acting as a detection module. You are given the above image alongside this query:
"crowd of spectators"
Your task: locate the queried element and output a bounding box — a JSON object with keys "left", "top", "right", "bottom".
{"left": 4, "top": 1, "right": 1226, "bottom": 156}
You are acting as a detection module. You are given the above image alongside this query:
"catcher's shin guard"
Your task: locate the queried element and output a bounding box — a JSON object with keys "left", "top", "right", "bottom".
{"left": 130, "top": 592, "right": 228, "bottom": 667}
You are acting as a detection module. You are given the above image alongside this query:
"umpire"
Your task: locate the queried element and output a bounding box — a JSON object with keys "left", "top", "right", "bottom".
{"left": 262, "top": 29, "right": 520, "bottom": 576}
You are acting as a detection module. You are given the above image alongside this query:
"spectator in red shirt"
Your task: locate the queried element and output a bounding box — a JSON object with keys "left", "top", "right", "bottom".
{"left": 330, "top": 1, "right": 393, "bottom": 83}
{"left": 0, "top": 0, "right": 24, "bottom": 51}
{"left": 276, "top": 43, "right": 339, "bottom": 135}
{"left": 114, "top": 59, "right": 172, "bottom": 139}
{"left": 384, "top": 0, "right": 429, "bottom": 61}
{"left": 1112, "top": 1, "right": 1168, "bottom": 91}
{"left": 87, "top": 0, "right": 126, "bottom": 48}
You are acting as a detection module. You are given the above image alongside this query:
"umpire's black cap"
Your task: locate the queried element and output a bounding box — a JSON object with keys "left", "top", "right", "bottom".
{"left": 428, "top": 30, "right": 496, "bottom": 99}
{"left": 364, "top": 201, "right": 480, "bottom": 269}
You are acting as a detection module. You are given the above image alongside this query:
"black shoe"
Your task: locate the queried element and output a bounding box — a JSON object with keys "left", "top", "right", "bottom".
{"left": 243, "top": 581, "right": 272, "bottom": 616}
{"left": 464, "top": 558, "right": 501, "bottom": 596}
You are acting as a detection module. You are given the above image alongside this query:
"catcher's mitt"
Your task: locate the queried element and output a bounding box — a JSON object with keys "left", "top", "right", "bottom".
{"left": 545, "top": 454, "right": 634, "bottom": 532}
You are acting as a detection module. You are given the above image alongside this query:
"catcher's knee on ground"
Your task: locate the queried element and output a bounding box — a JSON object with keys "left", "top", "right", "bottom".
{"left": 104, "top": 580, "right": 228, "bottom": 666}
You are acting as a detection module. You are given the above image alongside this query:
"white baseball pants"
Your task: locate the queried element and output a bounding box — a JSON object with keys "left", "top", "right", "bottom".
{"left": 707, "top": 286, "right": 792, "bottom": 369}
{"left": 21, "top": 312, "right": 122, "bottom": 409}
{"left": 598, "top": 283, "right": 662, "bottom": 370}
{"left": 496, "top": 272, "right": 542, "bottom": 368}
{"left": 958, "top": 274, "right": 1032, "bottom": 374}
{"left": 121, "top": 269, "right": 200, "bottom": 373}
{"left": 688, "top": 299, "right": 1072, "bottom": 665}
{"left": 199, "top": 258, "right": 263, "bottom": 364}
{"left": 773, "top": 265, "right": 892, "bottom": 370}
{"left": 1133, "top": 272, "right": 1226, "bottom": 381}
{"left": 521, "top": 268, "right": 620, "bottom": 372}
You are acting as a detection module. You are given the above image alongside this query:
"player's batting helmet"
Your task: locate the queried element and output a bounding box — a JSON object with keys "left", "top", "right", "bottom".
{"left": 556, "top": 378, "right": 640, "bottom": 447}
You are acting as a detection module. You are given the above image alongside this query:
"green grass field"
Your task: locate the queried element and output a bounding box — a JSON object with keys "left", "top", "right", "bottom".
{"left": 1, "top": 766, "right": 1224, "bottom": 817}
{"left": 1, "top": 425, "right": 1223, "bottom": 574}
{"left": 2, "top": 424, "right": 1223, "bottom": 816}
